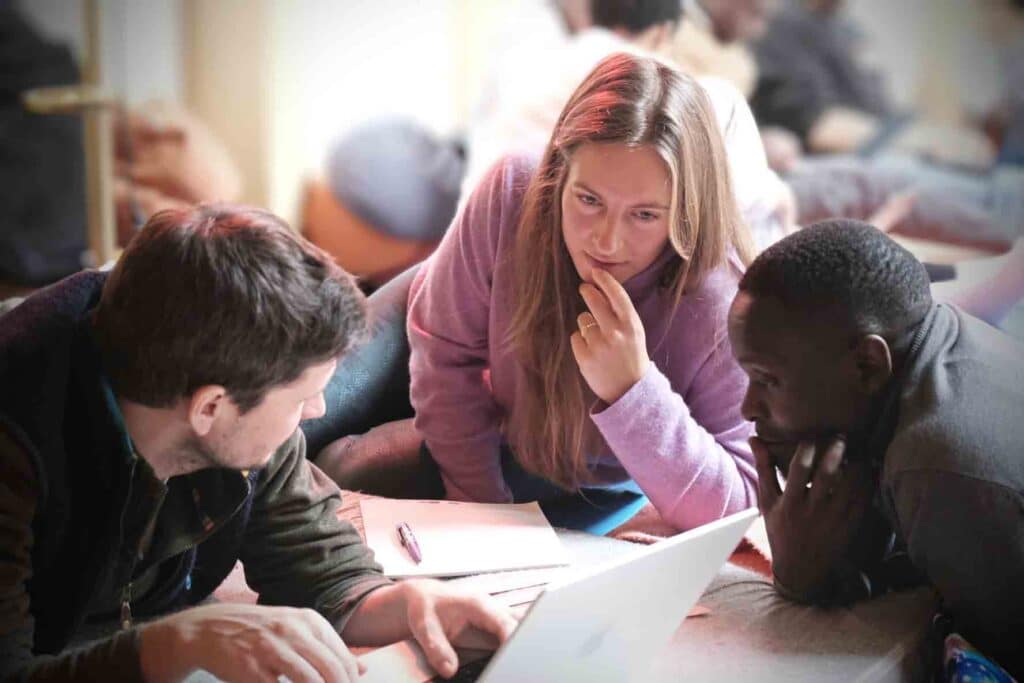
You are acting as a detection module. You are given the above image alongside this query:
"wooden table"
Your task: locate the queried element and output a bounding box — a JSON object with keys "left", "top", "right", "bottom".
{"left": 358, "top": 528, "right": 938, "bottom": 682}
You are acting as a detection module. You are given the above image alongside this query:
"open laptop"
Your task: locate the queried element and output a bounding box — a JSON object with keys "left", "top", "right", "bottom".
{"left": 360, "top": 507, "right": 758, "bottom": 683}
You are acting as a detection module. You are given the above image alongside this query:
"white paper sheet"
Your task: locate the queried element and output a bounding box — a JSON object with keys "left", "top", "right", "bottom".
{"left": 360, "top": 498, "right": 570, "bottom": 578}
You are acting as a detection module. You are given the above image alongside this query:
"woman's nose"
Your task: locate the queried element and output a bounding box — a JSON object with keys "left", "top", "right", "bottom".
{"left": 592, "top": 214, "right": 623, "bottom": 256}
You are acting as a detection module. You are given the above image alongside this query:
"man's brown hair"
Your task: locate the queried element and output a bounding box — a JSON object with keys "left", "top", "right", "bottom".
{"left": 93, "top": 203, "right": 366, "bottom": 412}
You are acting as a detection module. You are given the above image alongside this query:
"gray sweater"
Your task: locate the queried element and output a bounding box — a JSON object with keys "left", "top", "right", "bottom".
{"left": 878, "top": 303, "right": 1024, "bottom": 674}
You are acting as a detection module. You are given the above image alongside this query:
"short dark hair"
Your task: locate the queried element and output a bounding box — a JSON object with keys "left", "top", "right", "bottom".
{"left": 93, "top": 204, "right": 366, "bottom": 412}
{"left": 739, "top": 219, "right": 933, "bottom": 335}
{"left": 590, "top": 0, "right": 681, "bottom": 33}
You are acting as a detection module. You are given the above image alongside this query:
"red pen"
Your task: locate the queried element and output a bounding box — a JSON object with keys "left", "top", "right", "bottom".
{"left": 397, "top": 521, "right": 422, "bottom": 564}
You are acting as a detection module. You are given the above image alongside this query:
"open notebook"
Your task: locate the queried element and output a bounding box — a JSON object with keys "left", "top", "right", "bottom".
{"left": 360, "top": 498, "right": 571, "bottom": 578}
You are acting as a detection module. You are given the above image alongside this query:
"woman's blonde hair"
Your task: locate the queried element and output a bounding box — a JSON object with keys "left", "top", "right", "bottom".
{"left": 505, "top": 52, "right": 754, "bottom": 490}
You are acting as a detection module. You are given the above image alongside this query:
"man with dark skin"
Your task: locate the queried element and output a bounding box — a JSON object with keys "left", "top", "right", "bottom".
{"left": 727, "top": 219, "right": 1024, "bottom": 675}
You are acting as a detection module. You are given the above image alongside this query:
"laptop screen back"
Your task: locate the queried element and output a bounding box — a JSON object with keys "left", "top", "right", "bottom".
{"left": 474, "top": 508, "right": 758, "bottom": 683}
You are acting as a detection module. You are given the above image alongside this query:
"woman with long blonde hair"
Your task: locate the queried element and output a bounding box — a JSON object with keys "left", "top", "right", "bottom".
{"left": 408, "top": 52, "right": 758, "bottom": 530}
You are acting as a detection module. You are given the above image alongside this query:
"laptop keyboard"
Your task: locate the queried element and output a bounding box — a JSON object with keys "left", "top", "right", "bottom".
{"left": 430, "top": 654, "right": 493, "bottom": 683}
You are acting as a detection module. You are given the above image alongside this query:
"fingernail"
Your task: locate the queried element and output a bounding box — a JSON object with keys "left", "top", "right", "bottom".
{"left": 824, "top": 446, "right": 843, "bottom": 472}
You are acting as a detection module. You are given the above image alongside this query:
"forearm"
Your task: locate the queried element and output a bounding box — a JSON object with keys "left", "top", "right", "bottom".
{"left": 240, "top": 434, "right": 391, "bottom": 623}
{"left": 408, "top": 304, "right": 510, "bottom": 502}
{"left": 420, "top": 433, "right": 511, "bottom": 503}
{"left": 771, "top": 554, "right": 868, "bottom": 606}
{"left": 2, "top": 630, "right": 144, "bottom": 683}
{"left": 409, "top": 335, "right": 511, "bottom": 502}
{"left": 772, "top": 502, "right": 900, "bottom": 605}
{"left": 339, "top": 582, "right": 414, "bottom": 646}
{"left": 342, "top": 579, "right": 515, "bottom": 679}
{"left": 406, "top": 158, "right": 525, "bottom": 505}
{"left": 408, "top": 279, "right": 508, "bottom": 502}
{"left": 592, "top": 366, "right": 757, "bottom": 530}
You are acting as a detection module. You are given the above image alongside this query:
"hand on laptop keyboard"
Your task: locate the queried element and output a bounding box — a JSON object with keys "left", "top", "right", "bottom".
{"left": 431, "top": 654, "right": 493, "bottom": 683}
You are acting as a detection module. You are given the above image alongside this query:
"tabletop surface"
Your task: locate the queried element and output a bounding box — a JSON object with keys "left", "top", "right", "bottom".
{"left": 357, "top": 526, "right": 938, "bottom": 682}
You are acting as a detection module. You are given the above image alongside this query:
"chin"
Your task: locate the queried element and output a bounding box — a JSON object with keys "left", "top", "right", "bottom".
{"left": 762, "top": 439, "right": 799, "bottom": 475}
{"left": 217, "top": 451, "right": 274, "bottom": 472}
{"left": 572, "top": 261, "right": 594, "bottom": 283}
{"left": 248, "top": 451, "right": 275, "bottom": 470}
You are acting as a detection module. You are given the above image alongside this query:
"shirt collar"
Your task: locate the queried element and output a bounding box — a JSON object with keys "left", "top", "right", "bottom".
{"left": 857, "top": 303, "right": 939, "bottom": 468}
{"left": 99, "top": 374, "right": 170, "bottom": 486}
{"left": 99, "top": 373, "right": 141, "bottom": 467}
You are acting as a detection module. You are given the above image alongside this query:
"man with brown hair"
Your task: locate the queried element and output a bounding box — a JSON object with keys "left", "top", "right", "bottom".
{"left": 0, "top": 204, "right": 516, "bottom": 681}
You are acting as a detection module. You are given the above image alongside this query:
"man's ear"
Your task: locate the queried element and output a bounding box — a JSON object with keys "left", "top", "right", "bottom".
{"left": 853, "top": 334, "right": 893, "bottom": 394}
{"left": 188, "top": 385, "right": 230, "bottom": 437}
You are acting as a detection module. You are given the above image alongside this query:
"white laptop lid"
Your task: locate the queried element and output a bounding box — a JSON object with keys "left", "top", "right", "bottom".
{"left": 475, "top": 507, "right": 757, "bottom": 683}
{"left": 358, "top": 507, "right": 757, "bottom": 683}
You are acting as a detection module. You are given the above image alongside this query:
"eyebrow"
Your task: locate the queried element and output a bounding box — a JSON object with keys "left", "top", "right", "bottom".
{"left": 570, "top": 181, "right": 670, "bottom": 211}
{"left": 736, "top": 355, "right": 784, "bottom": 370}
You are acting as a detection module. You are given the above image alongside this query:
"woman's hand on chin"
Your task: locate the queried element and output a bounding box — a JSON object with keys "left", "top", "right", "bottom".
{"left": 570, "top": 267, "right": 650, "bottom": 405}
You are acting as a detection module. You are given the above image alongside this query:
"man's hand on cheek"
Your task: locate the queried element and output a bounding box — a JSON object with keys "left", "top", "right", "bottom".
{"left": 752, "top": 436, "right": 874, "bottom": 602}
{"left": 762, "top": 439, "right": 798, "bottom": 477}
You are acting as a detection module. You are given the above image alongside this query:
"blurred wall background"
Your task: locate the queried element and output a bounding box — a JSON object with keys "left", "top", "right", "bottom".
{"left": 16, "top": 0, "right": 1011, "bottom": 225}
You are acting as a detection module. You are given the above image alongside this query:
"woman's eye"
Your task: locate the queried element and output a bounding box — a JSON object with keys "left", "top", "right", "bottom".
{"left": 577, "top": 193, "right": 599, "bottom": 206}
{"left": 634, "top": 210, "right": 659, "bottom": 222}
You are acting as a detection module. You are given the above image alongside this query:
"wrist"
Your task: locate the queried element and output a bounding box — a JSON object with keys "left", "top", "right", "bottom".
{"left": 343, "top": 580, "right": 417, "bottom": 645}
{"left": 770, "top": 558, "right": 832, "bottom": 603}
{"left": 601, "top": 359, "right": 650, "bottom": 405}
{"left": 138, "top": 619, "right": 187, "bottom": 682}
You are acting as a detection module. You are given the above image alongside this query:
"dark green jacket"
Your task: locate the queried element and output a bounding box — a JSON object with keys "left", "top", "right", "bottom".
{"left": 0, "top": 272, "right": 391, "bottom": 681}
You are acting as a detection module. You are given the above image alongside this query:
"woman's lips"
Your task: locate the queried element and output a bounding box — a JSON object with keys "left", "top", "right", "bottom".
{"left": 587, "top": 254, "right": 624, "bottom": 268}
